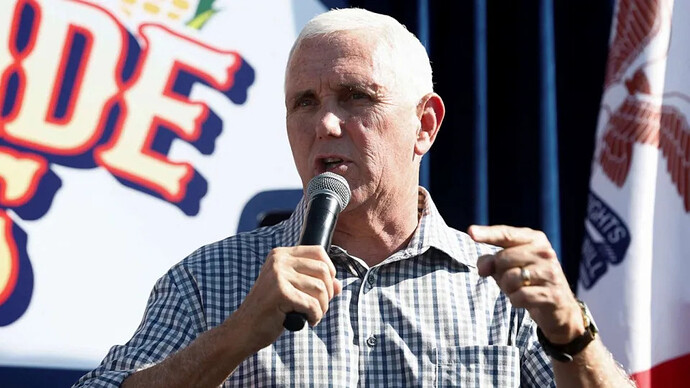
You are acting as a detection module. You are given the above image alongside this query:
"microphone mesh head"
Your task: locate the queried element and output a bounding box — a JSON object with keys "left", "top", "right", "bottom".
{"left": 306, "top": 172, "right": 351, "bottom": 211}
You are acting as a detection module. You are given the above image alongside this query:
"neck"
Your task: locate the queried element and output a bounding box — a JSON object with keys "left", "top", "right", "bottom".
{"left": 332, "top": 186, "right": 420, "bottom": 267}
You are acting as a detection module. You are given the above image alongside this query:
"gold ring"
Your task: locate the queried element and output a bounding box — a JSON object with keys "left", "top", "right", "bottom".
{"left": 520, "top": 267, "right": 531, "bottom": 287}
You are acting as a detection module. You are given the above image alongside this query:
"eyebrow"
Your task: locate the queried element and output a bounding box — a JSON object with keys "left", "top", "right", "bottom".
{"left": 340, "top": 82, "right": 379, "bottom": 94}
{"left": 287, "top": 82, "right": 382, "bottom": 103}
{"left": 291, "top": 90, "right": 316, "bottom": 101}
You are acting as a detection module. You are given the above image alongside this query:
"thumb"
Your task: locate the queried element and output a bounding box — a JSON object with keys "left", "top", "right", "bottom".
{"left": 476, "top": 254, "right": 496, "bottom": 277}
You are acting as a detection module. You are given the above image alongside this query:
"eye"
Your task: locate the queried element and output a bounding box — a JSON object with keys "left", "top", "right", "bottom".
{"left": 294, "top": 95, "right": 316, "bottom": 109}
{"left": 351, "top": 91, "right": 368, "bottom": 100}
{"left": 346, "top": 87, "right": 371, "bottom": 101}
{"left": 297, "top": 98, "right": 311, "bottom": 107}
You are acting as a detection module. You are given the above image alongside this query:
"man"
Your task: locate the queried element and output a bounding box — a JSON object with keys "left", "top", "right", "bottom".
{"left": 75, "top": 8, "right": 634, "bottom": 387}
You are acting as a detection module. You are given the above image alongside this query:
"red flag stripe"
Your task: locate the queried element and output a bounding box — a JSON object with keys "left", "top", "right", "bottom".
{"left": 631, "top": 353, "right": 690, "bottom": 387}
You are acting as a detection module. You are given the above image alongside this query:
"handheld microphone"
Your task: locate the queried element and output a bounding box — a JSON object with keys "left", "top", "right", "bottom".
{"left": 283, "top": 172, "right": 351, "bottom": 331}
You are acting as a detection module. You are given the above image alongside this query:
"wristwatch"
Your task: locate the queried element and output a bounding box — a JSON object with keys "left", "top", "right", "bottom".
{"left": 537, "top": 299, "right": 598, "bottom": 362}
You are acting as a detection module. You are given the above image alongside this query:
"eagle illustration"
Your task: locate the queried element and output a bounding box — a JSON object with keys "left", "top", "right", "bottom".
{"left": 598, "top": 0, "right": 689, "bottom": 212}
{"left": 599, "top": 70, "right": 690, "bottom": 212}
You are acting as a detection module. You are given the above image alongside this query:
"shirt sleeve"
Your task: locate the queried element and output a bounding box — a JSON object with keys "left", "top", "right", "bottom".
{"left": 72, "top": 268, "right": 203, "bottom": 388}
{"left": 518, "top": 312, "right": 556, "bottom": 387}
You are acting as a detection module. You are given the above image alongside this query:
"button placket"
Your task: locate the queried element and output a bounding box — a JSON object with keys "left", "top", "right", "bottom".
{"left": 362, "top": 268, "right": 378, "bottom": 292}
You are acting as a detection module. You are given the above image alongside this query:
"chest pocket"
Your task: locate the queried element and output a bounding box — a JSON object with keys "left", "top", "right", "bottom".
{"left": 434, "top": 345, "right": 520, "bottom": 388}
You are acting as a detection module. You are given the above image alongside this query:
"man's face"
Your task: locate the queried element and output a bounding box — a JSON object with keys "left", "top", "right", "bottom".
{"left": 285, "top": 31, "right": 422, "bottom": 212}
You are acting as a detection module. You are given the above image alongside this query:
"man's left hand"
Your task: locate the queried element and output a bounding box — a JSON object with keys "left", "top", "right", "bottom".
{"left": 469, "top": 225, "right": 585, "bottom": 344}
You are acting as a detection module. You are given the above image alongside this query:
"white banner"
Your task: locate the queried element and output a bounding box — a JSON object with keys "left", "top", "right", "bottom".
{"left": 0, "top": 0, "right": 327, "bottom": 370}
{"left": 579, "top": 0, "right": 690, "bottom": 385}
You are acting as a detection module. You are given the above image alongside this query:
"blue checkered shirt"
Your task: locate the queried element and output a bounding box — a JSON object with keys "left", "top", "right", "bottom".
{"left": 74, "top": 189, "right": 555, "bottom": 387}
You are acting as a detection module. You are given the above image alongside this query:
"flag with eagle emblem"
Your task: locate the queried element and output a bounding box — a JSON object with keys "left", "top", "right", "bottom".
{"left": 579, "top": 0, "right": 690, "bottom": 386}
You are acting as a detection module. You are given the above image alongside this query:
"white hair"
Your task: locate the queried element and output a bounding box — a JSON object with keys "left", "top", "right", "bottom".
{"left": 286, "top": 8, "right": 433, "bottom": 101}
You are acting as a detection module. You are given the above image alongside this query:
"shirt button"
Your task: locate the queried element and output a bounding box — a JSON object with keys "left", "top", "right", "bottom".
{"left": 367, "top": 274, "right": 376, "bottom": 285}
{"left": 366, "top": 335, "right": 377, "bottom": 347}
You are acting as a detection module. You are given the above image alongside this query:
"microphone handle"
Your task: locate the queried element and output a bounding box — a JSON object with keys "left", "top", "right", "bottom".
{"left": 283, "top": 194, "right": 340, "bottom": 331}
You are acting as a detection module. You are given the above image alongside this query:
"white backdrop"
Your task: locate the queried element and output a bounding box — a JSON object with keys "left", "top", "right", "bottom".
{"left": 0, "top": 0, "right": 326, "bottom": 370}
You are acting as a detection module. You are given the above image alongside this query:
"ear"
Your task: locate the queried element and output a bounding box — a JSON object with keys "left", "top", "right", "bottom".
{"left": 414, "top": 93, "right": 445, "bottom": 156}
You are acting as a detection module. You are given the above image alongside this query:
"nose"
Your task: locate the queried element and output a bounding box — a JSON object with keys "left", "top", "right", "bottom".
{"left": 316, "top": 107, "right": 343, "bottom": 139}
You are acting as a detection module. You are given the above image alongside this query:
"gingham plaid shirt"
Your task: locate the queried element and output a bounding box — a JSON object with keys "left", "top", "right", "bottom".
{"left": 75, "top": 189, "right": 555, "bottom": 387}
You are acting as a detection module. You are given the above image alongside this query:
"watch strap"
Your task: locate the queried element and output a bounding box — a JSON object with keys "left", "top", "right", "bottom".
{"left": 537, "top": 326, "right": 595, "bottom": 362}
{"left": 536, "top": 300, "right": 598, "bottom": 362}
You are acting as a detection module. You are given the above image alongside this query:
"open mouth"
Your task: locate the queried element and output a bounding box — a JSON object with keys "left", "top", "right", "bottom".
{"left": 323, "top": 157, "right": 344, "bottom": 170}
{"left": 316, "top": 156, "right": 348, "bottom": 173}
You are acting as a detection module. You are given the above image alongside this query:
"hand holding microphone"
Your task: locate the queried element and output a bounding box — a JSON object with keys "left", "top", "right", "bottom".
{"left": 283, "top": 172, "right": 351, "bottom": 331}
{"left": 226, "top": 173, "right": 350, "bottom": 353}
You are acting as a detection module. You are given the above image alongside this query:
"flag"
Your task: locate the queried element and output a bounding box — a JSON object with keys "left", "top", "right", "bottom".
{"left": 579, "top": 0, "right": 690, "bottom": 386}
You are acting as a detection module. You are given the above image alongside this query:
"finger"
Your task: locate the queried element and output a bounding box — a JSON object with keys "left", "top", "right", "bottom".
{"left": 496, "top": 265, "right": 542, "bottom": 294}
{"left": 477, "top": 247, "right": 539, "bottom": 279}
{"left": 491, "top": 246, "right": 540, "bottom": 274}
{"left": 291, "top": 245, "right": 337, "bottom": 278}
{"left": 333, "top": 277, "right": 343, "bottom": 296}
{"left": 270, "top": 246, "right": 339, "bottom": 290}
{"left": 505, "top": 284, "right": 575, "bottom": 312}
{"left": 505, "top": 285, "right": 554, "bottom": 310}
{"left": 292, "top": 259, "right": 335, "bottom": 299}
{"left": 280, "top": 287, "right": 325, "bottom": 327}
{"left": 290, "top": 272, "right": 331, "bottom": 321}
{"left": 477, "top": 254, "right": 496, "bottom": 277}
{"left": 468, "top": 225, "right": 549, "bottom": 248}
{"left": 266, "top": 247, "right": 333, "bottom": 326}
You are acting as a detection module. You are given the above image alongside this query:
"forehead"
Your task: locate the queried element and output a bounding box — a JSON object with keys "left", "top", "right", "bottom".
{"left": 285, "top": 31, "right": 396, "bottom": 92}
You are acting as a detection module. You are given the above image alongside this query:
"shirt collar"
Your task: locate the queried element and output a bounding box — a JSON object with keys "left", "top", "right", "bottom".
{"left": 279, "top": 196, "right": 306, "bottom": 247}
{"left": 277, "top": 187, "right": 477, "bottom": 269}
{"left": 403, "top": 187, "right": 476, "bottom": 268}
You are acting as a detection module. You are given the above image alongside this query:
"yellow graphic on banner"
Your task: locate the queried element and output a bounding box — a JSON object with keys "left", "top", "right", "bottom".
{"left": 119, "top": 0, "right": 218, "bottom": 29}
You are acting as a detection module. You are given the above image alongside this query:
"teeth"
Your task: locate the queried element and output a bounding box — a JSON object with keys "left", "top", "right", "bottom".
{"left": 324, "top": 158, "right": 343, "bottom": 164}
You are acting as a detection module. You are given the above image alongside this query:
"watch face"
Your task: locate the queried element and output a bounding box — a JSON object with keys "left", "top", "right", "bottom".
{"left": 579, "top": 300, "right": 599, "bottom": 335}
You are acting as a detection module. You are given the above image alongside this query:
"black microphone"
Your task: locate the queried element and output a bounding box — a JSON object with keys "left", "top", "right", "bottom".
{"left": 283, "top": 172, "right": 351, "bottom": 331}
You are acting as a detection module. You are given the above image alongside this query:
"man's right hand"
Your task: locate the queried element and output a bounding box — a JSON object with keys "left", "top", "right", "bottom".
{"left": 224, "top": 245, "right": 343, "bottom": 355}
{"left": 121, "top": 246, "right": 341, "bottom": 388}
